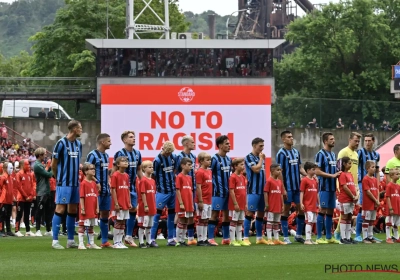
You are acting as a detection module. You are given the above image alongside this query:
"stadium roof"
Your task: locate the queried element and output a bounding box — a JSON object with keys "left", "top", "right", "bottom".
{"left": 85, "top": 39, "right": 286, "bottom": 52}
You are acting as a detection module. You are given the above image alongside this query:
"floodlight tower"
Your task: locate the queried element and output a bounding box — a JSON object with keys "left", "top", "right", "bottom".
{"left": 125, "top": 0, "right": 170, "bottom": 39}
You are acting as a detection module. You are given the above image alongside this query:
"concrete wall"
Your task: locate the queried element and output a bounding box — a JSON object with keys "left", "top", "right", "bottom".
{"left": 2, "top": 118, "right": 396, "bottom": 163}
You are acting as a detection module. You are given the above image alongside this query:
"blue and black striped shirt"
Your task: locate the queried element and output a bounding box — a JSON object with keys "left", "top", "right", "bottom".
{"left": 357, "top": 148, "right": 380, "bottom": 183}
{"left": 245, "top": 153, "right": 265, "bottom": 195}
{"left": 276, "top": 148, "right": 302, "bottom": 191}
{"left": 153, "top": 153, "right": 176, "bottom": 194}
{"left": 86, "top": 150, "right": 110, "bottom": 196}
{"left": 315, "top": 149, "right": 337, "bottom": 192}
{"left": 114, "top": 148, "right": 142, "bottom": 193}
{"left": 175, "top": 151, "right": 196, "bottom": 191}
{"left": 52, "top": 136, "right": 82, "bottom": 187}
{"left": 211, "top": 154, "right": 231, "bottom": 198}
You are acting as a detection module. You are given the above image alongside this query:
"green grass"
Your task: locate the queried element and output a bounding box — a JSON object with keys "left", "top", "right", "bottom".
{"left": 1, "top": 230, "right": 400, "bottom": 279}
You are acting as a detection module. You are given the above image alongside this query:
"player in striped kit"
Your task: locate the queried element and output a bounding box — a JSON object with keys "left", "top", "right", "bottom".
{"left": 86, "top": 133, "right": 112, "bottom": 247}
{"left": 175, "top": 135, "right": 197, "bottom": 245}
{"left": 355, "top": 133, "right": 380, "bottom": 242}
{"left": 243, "top": 137, "right": 268, "bottom": 245}
{"left": 276, "top": 131, "right": 307, "bottom": 244}
{"left": 114, "top": 131, "right": 142, "bottom": 247}
{"left": 315, "top": 132, "right": 341, "bottom": 244}
{"left": 150, "top": 141, "right": 177, "bottom": 247}
{"left": 51, "top": 120, "right": 83, "bottom": 249}
{"left": 208, "top": 135, "right": 232, "bottom": 246}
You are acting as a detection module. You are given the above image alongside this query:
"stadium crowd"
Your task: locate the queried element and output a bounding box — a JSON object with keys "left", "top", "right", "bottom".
{"left": 1, "top": 120, "right": 399, "bottom": 249}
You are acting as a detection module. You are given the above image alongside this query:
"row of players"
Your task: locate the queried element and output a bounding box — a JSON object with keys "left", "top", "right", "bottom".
{"left": 43, "top": 121, "right": 398, "bottom": 248}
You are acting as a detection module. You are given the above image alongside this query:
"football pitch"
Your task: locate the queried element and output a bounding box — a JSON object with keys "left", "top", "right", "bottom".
{"left": 1, "top": 231, "right": 400, "bottom": 280}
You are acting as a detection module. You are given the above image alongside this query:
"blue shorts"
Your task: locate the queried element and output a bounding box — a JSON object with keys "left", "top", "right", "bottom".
{"left": 358, "top": 183, "right": 363, "bottom": 205}
{"left": 319, "top": 191, "right": 336, "bottom": 209}
{"left": 211, "top": 196, "right": 228, "bottom": 211}
{"left": 156, "top": 192, "right": 175, "bottom": 210}
{"left": 247, "top": 194, "right": 265, "bottom": 212}
{"left": 98, "top": 196, "right": 111, "bottom": 211}
{"left": 131, "top": 192, "right": 138, "bottom": 208}
{"left": 284, "top": 190, "right": 300, "bottom": 205}
{"left": 56, "top": 186, "right": 79, "bottom": 204}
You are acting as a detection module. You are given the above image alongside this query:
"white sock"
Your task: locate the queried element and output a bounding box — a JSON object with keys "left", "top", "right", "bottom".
{"left": 145, "top": 228, "right": 151, "bottom": 243}
{"left": 386, "top": 226, "right": 392, "bottom": 239}
{"left": 394, "top": 227, "right": 399, "bottom": 239}
{"left": 266, "top": 223, "right": 272, "bottom": 240}
{"left": 340, "top": 223, "right": 346, "bottom": 239}
{"left": 120, "top": 229, "right": 125, "bottom": 243}
{"left": 362, "top": 223, "right": 369, "bottom": 239}
{"left": 113, "top": 228, "right": 118, "bottom": 244}
{"left": 89, "top": 233, "right": 94, "bottom": 244}
{"left": 197, "top": 225, "right": 204, "bottom": 241}
{"left": 273, "top": 225, "right": 280, "bottom": 240}
{"left": 78, "top": 233, "right": 84, "bottom": 244}
{"left": 236, "top": 225, "right": 243, "bottom": 241}
{"left": 203, "top": 225, "right": 208, "bottom": 241}
{"left": 176, "top": 226, "right": 183, "bottom": 242}
{"left": 368, "top": 225, "right": 373, "bottom": 239}
{"left": 229, "top": 226, "right": 236, "bottom": 242}
{"left": 346, "top": 223, "right": 351, "bottom": 240}
{"left": 182, "top": 229, "right": 187, "bottom": 242}
{"left": 306, "top": 224, "right": 312, "bottom": 240}
{"left": 139, "top": 228, "right": 144, "bottom": 244}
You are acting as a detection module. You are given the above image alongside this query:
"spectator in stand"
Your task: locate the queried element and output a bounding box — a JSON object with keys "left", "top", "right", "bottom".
{"left": 7, "top": 144, "right": 16, "bottom": 156}
{"left": 386, "top": 121, "right": 393, "bottom": 131}
{"left": 307, "top": 118, "right": 319, "bottom": 129}
{"left": 28, "top": 151, "right": 36, "bottom": 169}
{"left": 336, "top": 118, "right": 345, "bottom": 129}
{"left": 1, "top": 123, "right": 7, "bottom": 143}
{"left": 38, "top": 108, "right": 46, "bottom": 119}
{"left": 361, "top": 122, "right": 369, "bottom": 131}
{"left": 47, "top": 108, "right": 56, "bottom": 119}
{"left": 350, "top": 120, "right": 359, "bottom": 130}
{"left": 23, "top": 138, "right": 32, "bottom": 150}
{"left": 21, "top": 150, "right": 29, "bottom": 160}
{"left": 371, "top": 124, "right": 376, "bottom": 131}
{"left": 380, "top": 121, "right": 388, "bottom": 131}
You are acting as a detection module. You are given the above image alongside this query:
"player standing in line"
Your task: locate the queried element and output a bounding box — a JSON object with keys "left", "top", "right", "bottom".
{"left": 137, "top": 161, "right": 157, "bottom": 249}
{"left": 195, "top": 152, "right": 212, "bottom": 246}
{"left": 355, "top": 133, "right": 380, "bottom": 242}
{"left": 78, "top": 164, "right": 101, "bottom": 250}
{"left": 315, "top": 132, "right": 341, "bottom": 244}
{"left": 208, "top": 135, "right": 232, "bottom": 246}
{"left": 86, "top": 133, "right": 112, "bottom": 248}
{"left": 334, "top": 132, "right": 360, "bottom": 241}
{"left": 175, "top": 158, "right": 194, "bottom": 246}
{"left": 228, "top": 158, "right": 247, "bottom": 246}
{"left": 385, "top": 144, "right": 400, "bottom": 183}
{"left": 264, "top": 164, "right": 286, "bottom": 245}
{"left": 276, "top": 131, "right": 307, "bottom": 244}
{"left": 51, "top": 120, "right": 83, "bottom": 249}
{"left": 175, "top": 135, "right": 197, "bottom": 245}
{"left": 113, "top": 131, "right": 142, "bottom": 247}
{"left": 0, "top": 163, "right": 15, "bottom": 236}
{"left": 150, "top": 141, "right": 177, "bottom": 247}
{"left": 337, "top": 157, "right": 358, "bottom": 244}
{"left": 110, "top": 156, "right": 131, "bottom": 249}
{"left": 385, "top": 168, "right": 400, "bottom": 244}
{"left": 243, "top": 138, "right": 268, "bottom": 245}
{"left": 361, "top": 160, "right": 380, "bottom": 243}
{"left": 300, "top": 162, "right": 320, "bottom": 245}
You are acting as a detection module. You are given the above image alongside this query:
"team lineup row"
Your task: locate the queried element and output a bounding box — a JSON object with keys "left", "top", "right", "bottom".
{"left": 30, "top": 121, "right": 400, "bottom": 249}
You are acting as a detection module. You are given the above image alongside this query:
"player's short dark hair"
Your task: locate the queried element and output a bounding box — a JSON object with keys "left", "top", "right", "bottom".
{"left": 280, "top": 130, "right": 292, "bottom": 138}
{"left": 270, "top": 163, "right": 280, "bottom": 172}
{"left": 393, "top": 144, "right": 400, "bottom": 153}
{"left": 340, "top": 156, "right": 351, "bottom": 172}
{"left": 82, "top": 163, "right": 94, "bottom": 176}
{"left": 67, "top": 120, "right": 81, "bottom": 131}
{"left": 251, "top": 137, "right": 264, "bottom": 146}
{"left": 364, "top": 133, "right": 375, "bottom": 141}
{"left": 216, "top": 135, "right": 229, "bottom": 148}
{"left": 381, "top": 166, "right": 386, "bottom": 173}
{"left": 321, "top": 132, "right": 333, "bottom": 143}
{"left": 180, "top": 157, "right": 193, "bottom": 166}
{"left": 121, "top": 131, "right": 135, "bottom": 141}
{"left": 96, "top": 133, "right": 110, "bottom": 144}
{"left": 304, "top": 162, "right": 316, "bottom": 172}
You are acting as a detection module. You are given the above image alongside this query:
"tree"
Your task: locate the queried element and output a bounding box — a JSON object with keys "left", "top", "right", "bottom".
{"left": 273, "top": 0, "right": 400, "bottom": 128}
{"left": 28, "top": 0, "right": 190, "bottom": 77}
